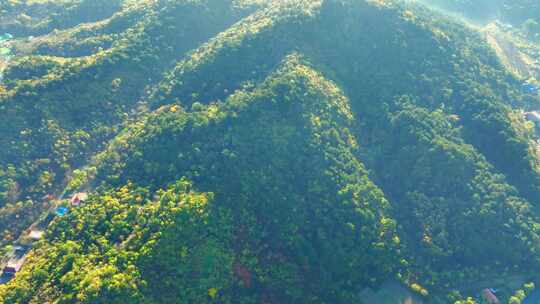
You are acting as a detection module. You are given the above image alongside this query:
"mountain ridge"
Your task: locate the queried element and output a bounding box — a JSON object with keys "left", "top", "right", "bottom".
{"left": 0, "top": 0, "right": 539, "bottom": 303}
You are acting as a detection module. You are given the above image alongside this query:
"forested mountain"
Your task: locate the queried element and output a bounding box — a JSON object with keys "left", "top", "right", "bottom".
{"left": 424, "top": 0, "right": 540, "bottom": 39}
{"left": 0, "top": 0, "right": 539, "bottom": 303}
{"left": 0, "top": 0, "right": 124, "bottom": 36}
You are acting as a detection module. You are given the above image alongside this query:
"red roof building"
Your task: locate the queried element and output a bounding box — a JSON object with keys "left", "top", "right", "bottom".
{"left": 28, "top": 230, "right": 44, "bottom": 241}
{"left": 482, "top": 289, "right": 500, "bottom": 304}
{"left": 70, "top": 192, "right": 88, "bottom": 206}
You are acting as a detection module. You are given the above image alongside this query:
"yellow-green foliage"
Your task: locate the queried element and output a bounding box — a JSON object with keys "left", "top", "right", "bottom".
{"left": 410, "top": 283, "right": 429, "bottom": 297}
{"left": 1, "top": 0, "right": 540, "bottom": 303}
{"left": 454, "top": 297, "right": 477, "bottom": 304}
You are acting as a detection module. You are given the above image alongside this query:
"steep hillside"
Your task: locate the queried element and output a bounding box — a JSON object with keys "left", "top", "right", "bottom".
{"left": 1, "top": 0, "right": 540, "bottom": 303}
{"left": 0, "top": 0, "right": 256, "bottom": 247}
{"left": 423, "top": 0, "right": 540, "bottom": 26}
{"left": 0, "top": 54, "right": 402, "bottom": 303}
{"left": 0, "top": 0, "right": 124, "bottom": 37}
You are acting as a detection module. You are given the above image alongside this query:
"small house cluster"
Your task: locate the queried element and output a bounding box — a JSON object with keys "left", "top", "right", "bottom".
{"left": 0, "top": 192, "right": 88, "bottom": 284}
{"left": 1, "top": 246, "right": 27, "bottom": 283}
{"left": 54, "top": 192, "right": 88, "bottom": 216}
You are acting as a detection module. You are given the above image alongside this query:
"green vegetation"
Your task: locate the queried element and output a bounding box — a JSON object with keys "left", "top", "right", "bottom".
{"left": 0, "top": 0, "right": 255, "bottom": 247}
{"left": 426, "top": 0, "right": 540, "bottom": 40}
{"left": 0, "top": 0, "right": 539, "bottom": 303}
{"left": 0, "top": 0, "right": 124, "bottom": 36}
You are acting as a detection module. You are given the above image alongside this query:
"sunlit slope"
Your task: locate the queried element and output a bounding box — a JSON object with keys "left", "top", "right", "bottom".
{"left": 93, "top": 0, "right": 540, "bottom": 294}
{"left": 151, "top": 0, "right": 323, "bottom": 107}
{"left": 0, "top": 0, "right": 250, "bottom": 198}
{"left": 423, "top": 0, "right": 540, "bottom": 22}
{"left": 0, "top": 0, "right": 540, "bottom": 303}
{"left": 0, "top": 54, "right": 401, "bottom": 303}
{"left": 0, "top": 0, "right": 125, "bottom": 36}
{"left": 151, "top": 0, "right": 540, "bottom": 207}
{"left": 8, "top": 0, "right": 155, "bottom": 58}
{"left": 0, "top": 0, "right": 254, "bottom": 248}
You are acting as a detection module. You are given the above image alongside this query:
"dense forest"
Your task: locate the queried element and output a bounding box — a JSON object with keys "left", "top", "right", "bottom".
{"left": 0, "top": 0, "right": 539, "bottom": 303}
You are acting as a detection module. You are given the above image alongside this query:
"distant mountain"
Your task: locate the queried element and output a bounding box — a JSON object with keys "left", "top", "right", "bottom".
{"left": 425, "top": 0, "right": 540, "bottom": 36}
{"left": 0, "top": 0, "right": 539, "bottom": 303}
{"left": 0, "top": 0, "right": 124, "bottom": 36}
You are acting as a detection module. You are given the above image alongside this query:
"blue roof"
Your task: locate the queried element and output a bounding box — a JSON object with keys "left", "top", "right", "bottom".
{"left": 55, "top": 206, "right": 69, "bottom": 216}
{"left": 522, "top": 83, "right": 539, "bottom": 93}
